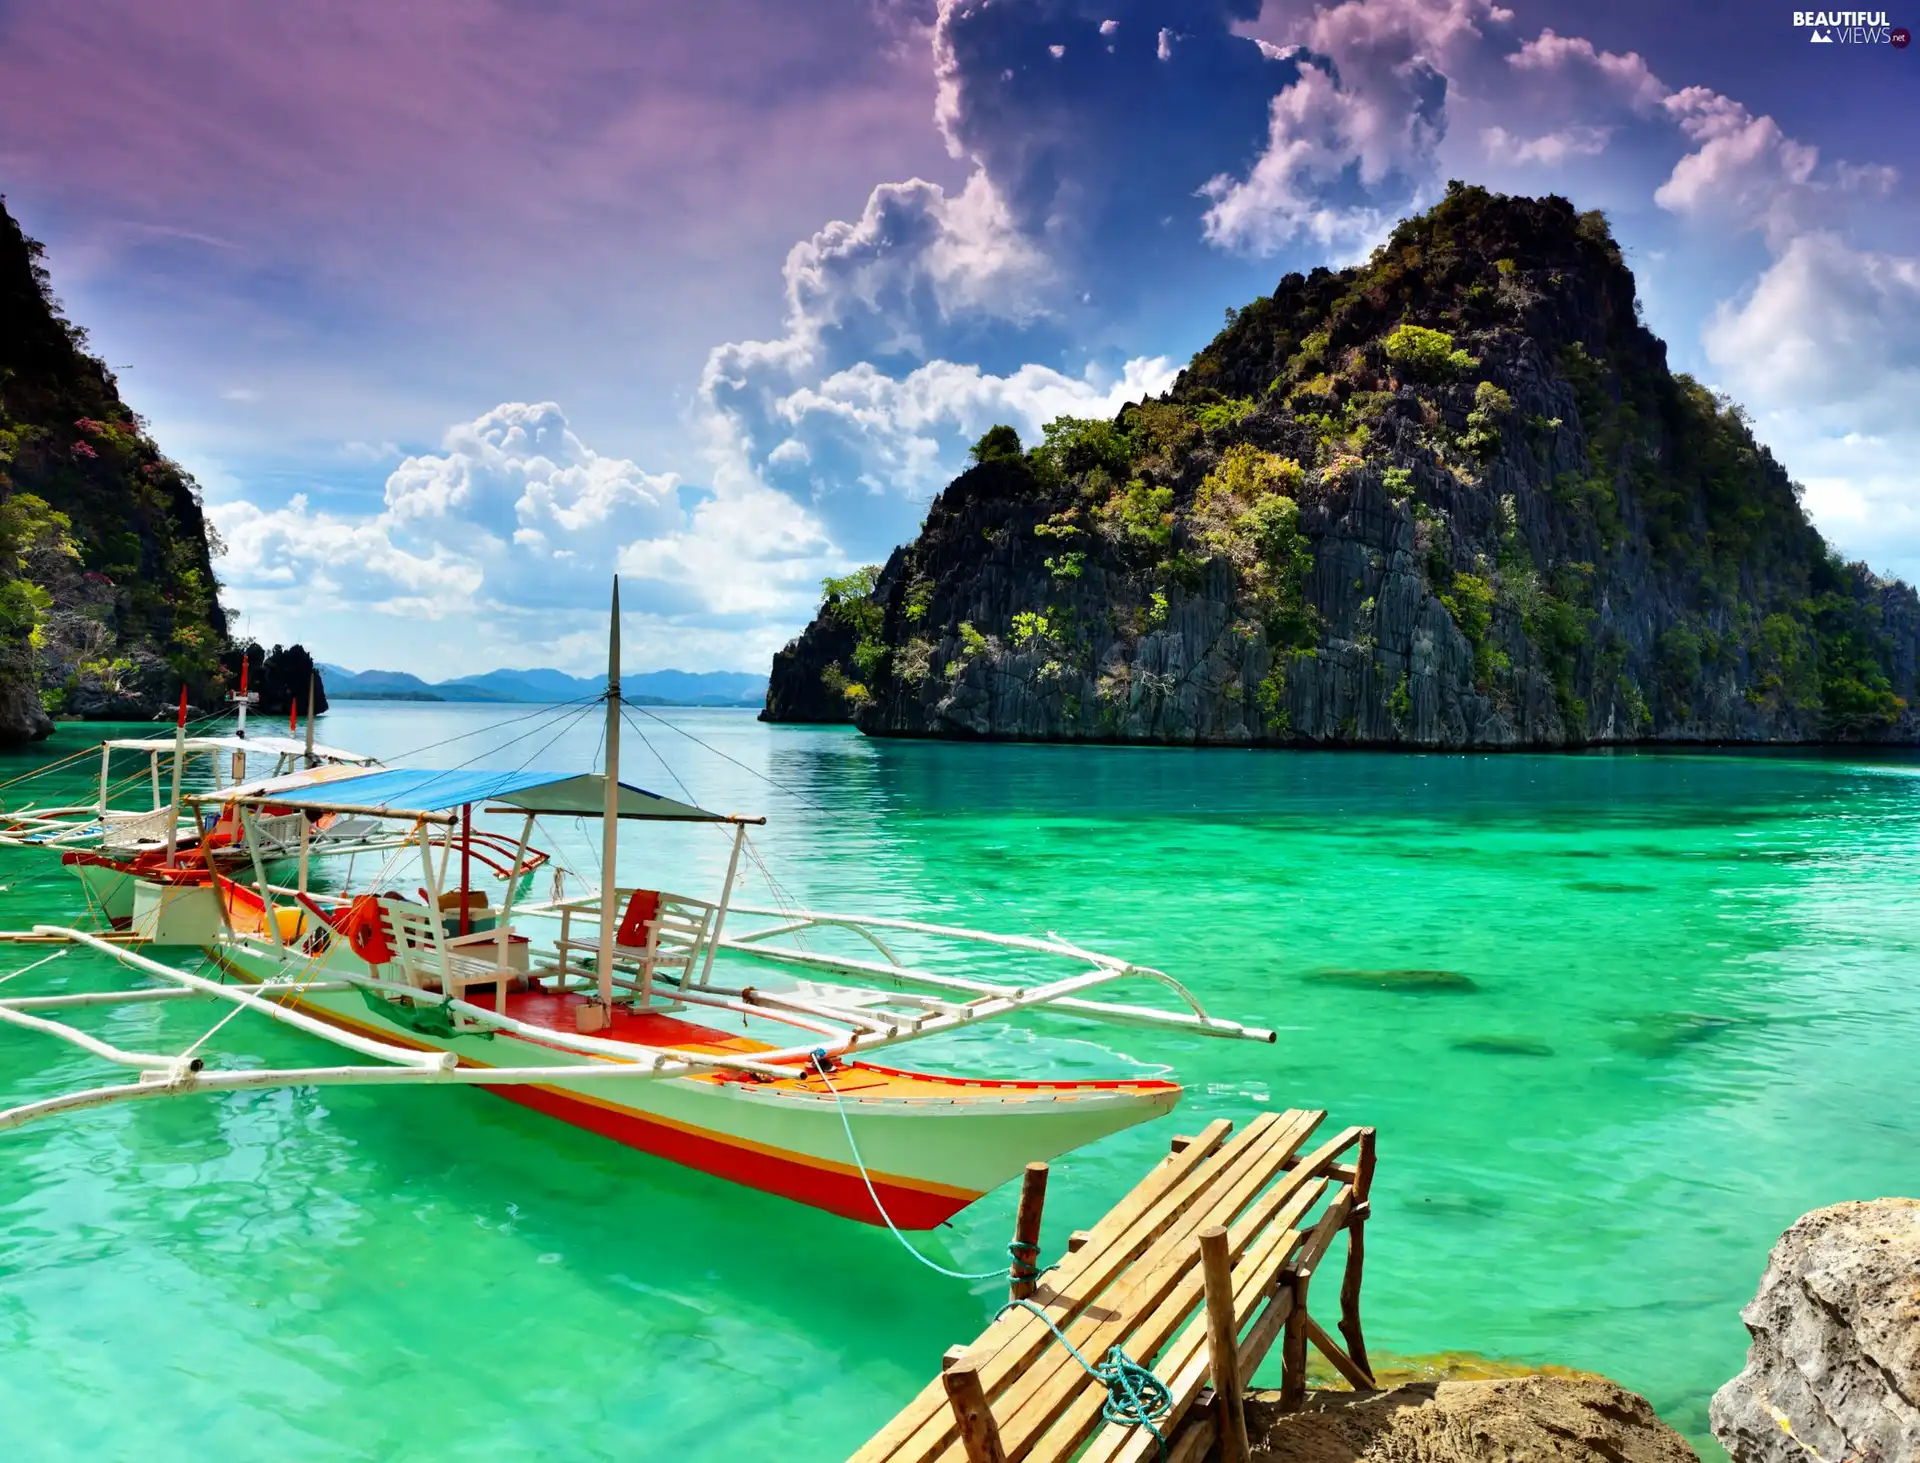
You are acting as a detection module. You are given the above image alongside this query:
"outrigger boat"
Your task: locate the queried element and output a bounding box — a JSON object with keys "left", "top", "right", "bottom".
{"left": 0, "top": 735, "right": 383, "bottom": 926}
{"left": 0, "top": 587, "right": 1275, "bottom": 1228}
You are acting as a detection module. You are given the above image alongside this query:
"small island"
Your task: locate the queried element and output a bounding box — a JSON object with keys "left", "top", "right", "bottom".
{"left": 766, "top": 187, "right": 1918, "bottom": 749}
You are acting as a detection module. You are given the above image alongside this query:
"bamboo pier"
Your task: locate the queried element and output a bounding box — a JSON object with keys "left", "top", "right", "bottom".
{"left": 849, "top": 1109, "right": 1377, "bottom": 1463}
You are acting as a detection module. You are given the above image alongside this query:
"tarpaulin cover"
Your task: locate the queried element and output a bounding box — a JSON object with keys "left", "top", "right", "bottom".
{"left": 234, "top": 765, "right": 729, "bottom": 822}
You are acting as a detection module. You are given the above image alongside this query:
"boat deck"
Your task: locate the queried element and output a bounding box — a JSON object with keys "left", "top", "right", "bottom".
{"left": 480, "top": 987, "right": 1182, "bottom": 1101}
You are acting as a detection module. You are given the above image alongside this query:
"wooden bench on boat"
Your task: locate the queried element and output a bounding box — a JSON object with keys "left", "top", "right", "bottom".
{"left": 379, "top": 896, "right": 521, "bottom": 1012}
{"left": 848, "top": 1109, "right": 1377, "bottom": 1463}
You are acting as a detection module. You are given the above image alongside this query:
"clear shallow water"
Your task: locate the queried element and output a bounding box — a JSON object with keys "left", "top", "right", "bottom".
{"left": 4, "top": 704, "right": 1919, "bottom": 1459}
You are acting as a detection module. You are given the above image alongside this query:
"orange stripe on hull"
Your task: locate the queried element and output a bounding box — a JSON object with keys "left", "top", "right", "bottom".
{"left": 227, "top": 973, "right": 984, "bottom": 1228}
{"left": 485, "top": 1079, "right": 981, "bottom": 1228}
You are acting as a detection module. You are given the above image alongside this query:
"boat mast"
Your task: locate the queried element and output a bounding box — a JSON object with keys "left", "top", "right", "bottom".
{"left": 232, "top": 654, "right": 253, "bottom": 784}
{"left": 304, "top": 669, "right": 317, "bottom": 767}
{"left": 164, "top": 686, "right": 187, "bottom": 867}
{"left": 595, "top": 579, "right": 622, "bottom": 1016}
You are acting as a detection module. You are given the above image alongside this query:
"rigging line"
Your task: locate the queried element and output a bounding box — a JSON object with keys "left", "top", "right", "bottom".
{"left": 367, "top": 698, "right": 609, "bottom": 805}
{"left": 739, "top": 834, "right": 813, "bottom": 953}
{"left": 385, "top": 694, "right": 605, "bottom": 764}
{"left": 0, "top": 949, "right": 67, "bottom": 989}
{"left": 179, "top": 980, "right": 255, "bottom": 1059}
{"left": 616, "top": 703, "right": 699, "bottom": 806}
{"left": 506, "top": 700, "right": 603, "bottom": 780}
{"left": 0, "top": 744, "right": 97, "bottom": 798}
{"left": 623, "top": 704, "right": 835, "bottom": 817}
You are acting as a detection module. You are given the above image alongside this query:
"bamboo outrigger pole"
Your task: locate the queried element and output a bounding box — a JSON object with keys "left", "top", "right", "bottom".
{"left": 594, "top": 578, "right": 622, "bottom": 1019}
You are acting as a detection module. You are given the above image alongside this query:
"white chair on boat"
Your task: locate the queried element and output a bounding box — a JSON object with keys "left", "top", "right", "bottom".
{"left": 553, "top": 889, "right": 712, "bottom": 1007}
{"left": 377, "top": 896, "right": 515, "bottom": 1015}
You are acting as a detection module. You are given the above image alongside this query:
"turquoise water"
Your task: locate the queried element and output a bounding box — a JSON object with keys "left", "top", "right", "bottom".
{"left": 4, "top": 704, "right": 1919, "bottom": 1459}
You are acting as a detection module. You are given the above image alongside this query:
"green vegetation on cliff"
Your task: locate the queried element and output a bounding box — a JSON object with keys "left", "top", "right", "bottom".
{"left": 0, "top": 199, "right": 233, "bottom": 739}
{"left": 767, "top": 185, "right": 1917, "bottom": 748}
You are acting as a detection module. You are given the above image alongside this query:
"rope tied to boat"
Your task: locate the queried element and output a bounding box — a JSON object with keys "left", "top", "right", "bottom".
{"left": 807, "top": 1050, "right": 1172, "bottom": 1455}
{"left": 998, "top": 1297, "right": 1172, "bottom": 1458}
{"left": 808, "top": 1049, "right": 1011, "bottom": 1282}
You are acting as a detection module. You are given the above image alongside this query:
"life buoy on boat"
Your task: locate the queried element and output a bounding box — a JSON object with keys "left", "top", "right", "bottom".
{"left": 341, "top": 896, "right": 394, "bottom": 966}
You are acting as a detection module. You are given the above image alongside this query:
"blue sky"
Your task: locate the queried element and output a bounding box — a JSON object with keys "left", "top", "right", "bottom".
{"left": 1, "top": 0, "right": 1914, "bottom": 674}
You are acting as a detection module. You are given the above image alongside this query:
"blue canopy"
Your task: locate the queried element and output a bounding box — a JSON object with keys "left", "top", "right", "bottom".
{"left": 212, "top": 765, "right": 738, "bottom": 822}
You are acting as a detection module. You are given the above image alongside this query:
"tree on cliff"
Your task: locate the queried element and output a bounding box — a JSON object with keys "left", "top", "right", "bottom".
{"left": 219, "top": 643, "right": 330, "bottom": 718}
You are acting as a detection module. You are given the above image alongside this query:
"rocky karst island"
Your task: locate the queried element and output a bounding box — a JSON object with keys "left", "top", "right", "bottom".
{"left": 767, "top": 186, "right": 1918, "bottom": 749}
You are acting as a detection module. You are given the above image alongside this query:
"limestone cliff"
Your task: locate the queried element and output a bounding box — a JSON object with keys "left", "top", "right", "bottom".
{"left": 766, "top": 187, "right": 1919, "bottom": 748}
{"left": 0, "top": 199, "right": 325, "bottom": 742}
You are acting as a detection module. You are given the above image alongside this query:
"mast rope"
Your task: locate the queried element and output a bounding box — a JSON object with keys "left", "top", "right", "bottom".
{"left": 385, "top": 694, "right": 604, "bottom": 764}
{"left": 624, "top": 703, "right": 835, "bottom": 816}
{"left": 729, "top": 833, "right": 814, "bottom": 955}
{"left": 614, "top": 705, "right": 817, "bottom": 953}
{"left": 616, "top": 704, "right": 699, "bottom": 807}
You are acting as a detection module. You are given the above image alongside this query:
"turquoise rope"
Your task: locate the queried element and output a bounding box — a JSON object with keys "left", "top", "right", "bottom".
{"left": 1000, "top": 1298, "right": 1172, "bottom": 1457}
{"left": 808, "top": 1052, "right": 1173, "bottom": 1457}
{"left": 810, "top": 1051, "right": 1009, "bottom": 1281}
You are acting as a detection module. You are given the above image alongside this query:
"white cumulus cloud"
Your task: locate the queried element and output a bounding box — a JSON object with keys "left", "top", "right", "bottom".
{"left": 1702, "top": 231, "right": 1920, "bottom": 579}
{"left": 213, "top": 401, "right": 844, "bottom": 664}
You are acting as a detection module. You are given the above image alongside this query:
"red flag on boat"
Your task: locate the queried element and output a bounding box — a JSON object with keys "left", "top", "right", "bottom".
{"left": 289, "top": 697, "right": 298, "bottom": 733}
{"left": 177, "top": 685, "right": 188, "bottom": 727}
{"left": 239, "top": 657, "right": 248, "bottom": 696}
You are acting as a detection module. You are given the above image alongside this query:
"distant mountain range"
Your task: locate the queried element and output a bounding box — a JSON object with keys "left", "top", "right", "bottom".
{"left": 319, "top": 665, "right": 766, "bottom": 707}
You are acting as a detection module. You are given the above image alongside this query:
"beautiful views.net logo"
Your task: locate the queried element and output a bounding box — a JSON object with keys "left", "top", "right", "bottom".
{"left": 1792, "top": 10, "right": 1909, "bottom": 43}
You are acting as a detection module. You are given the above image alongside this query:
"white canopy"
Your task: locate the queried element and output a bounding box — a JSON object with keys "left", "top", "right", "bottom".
{"left": 101, "top": 735, "right": 378, "bottom": 765}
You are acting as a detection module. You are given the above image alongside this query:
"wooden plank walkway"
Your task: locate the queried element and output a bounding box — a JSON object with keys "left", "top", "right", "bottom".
{"left": 847, "top": 1109, "right": 1377, "bottom": 1463}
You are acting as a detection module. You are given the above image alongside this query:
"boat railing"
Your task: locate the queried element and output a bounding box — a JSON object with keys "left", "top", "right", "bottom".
{"left": 505, "top": 890, "right": 1274, "bottom": 1048}
{"left": 101, "top": 807, "right": 178, "bottom": 850}
{"left": 0, "top": 881, "right": 1274, "bottom": 1131}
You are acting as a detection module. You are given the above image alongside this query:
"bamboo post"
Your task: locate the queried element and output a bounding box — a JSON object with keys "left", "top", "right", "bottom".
{"left": 696, "top": 822, "right": 747, "bottom": 987}
{"left": 1199, "top": 1225, "right": 1251, "bottom": 1463}
{"left": 1280, "top": 1269, "right": 1310, "bottom": 1412}
{"left": 591, "top": 579, "right": 622, "bottom": 1025}
{"left": 1009, "top": 1161, "right": 1049, "bottom": 1302}
{"left": 941, "top": 1360, "right": 1008, "bottom": 1463}
{"left": 239, "top": 809, "right": 285, "bottom": 948}
{"left": 163, "top": 688, "right": 186, "bottom": 866}
{"left": 1338, "top": 1128, "right": 1377, "bottom": 1385}
{"left": 459, "top": 804, "right": 473, "bottom": 937}
{"left": 303, "top": 669, "right": 317, "bottom": 765}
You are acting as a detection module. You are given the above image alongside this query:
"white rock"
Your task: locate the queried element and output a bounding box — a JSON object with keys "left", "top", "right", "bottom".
{"left": 1712, "top": 1198, "right": 1920, "bottom": 1463}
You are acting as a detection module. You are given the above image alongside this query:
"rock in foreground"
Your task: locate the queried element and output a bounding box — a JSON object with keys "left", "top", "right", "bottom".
{"left": 1248, "top": 1375, "right": 1698, "bottom": 1461}
{"left": 1712, "top": 1198, "right": 1920, "bottom": 1463}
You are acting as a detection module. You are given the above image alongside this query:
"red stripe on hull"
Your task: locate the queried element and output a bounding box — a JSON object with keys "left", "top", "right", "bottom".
{"left": 484, "top": 1080, "right": 977, "bottom": 1229}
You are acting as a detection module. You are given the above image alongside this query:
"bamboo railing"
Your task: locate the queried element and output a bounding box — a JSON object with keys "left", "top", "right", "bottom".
{"left": 848, "top": 1109, "right": 1377, "bottom": 1463}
